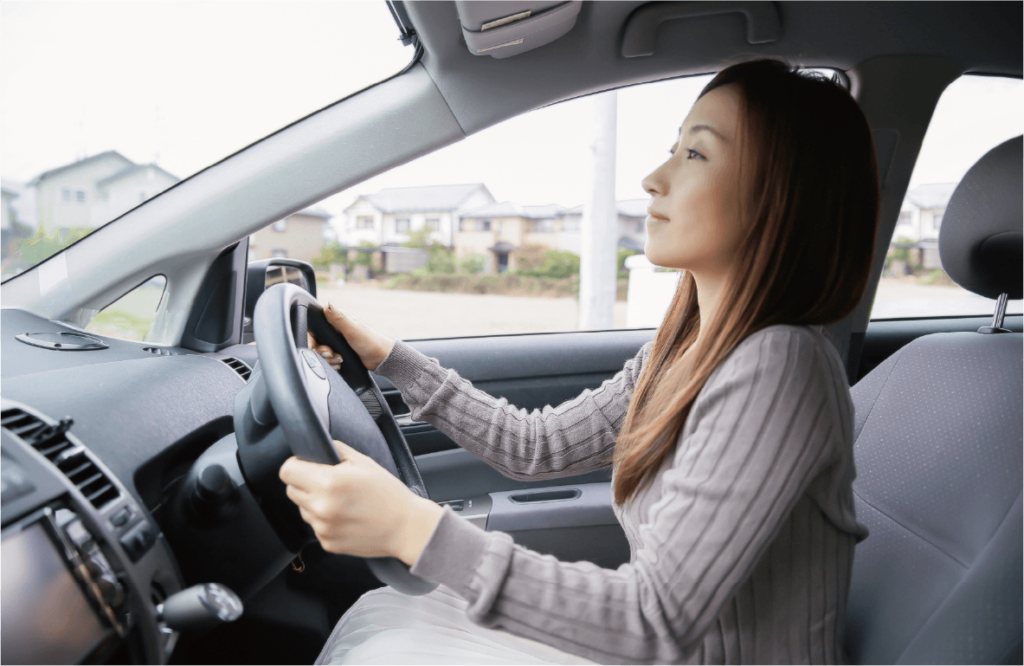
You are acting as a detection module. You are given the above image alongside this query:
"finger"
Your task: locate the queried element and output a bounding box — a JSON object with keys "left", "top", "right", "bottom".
{"left": 333, "top": 440, "right": 362, "bottom": 462}
{"left": 285, "top": 483, "right": 314, "bottom": 507}
{"left": 308, "top": 332, "right": 317, "bottom": 349}
{"left": 324, "top": 301, "right": 355, "bottom": 333}
{"left": 279, "top": 456, "right": 328, "bottom": 492}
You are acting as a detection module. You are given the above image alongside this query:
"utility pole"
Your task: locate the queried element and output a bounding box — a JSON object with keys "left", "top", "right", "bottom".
{"left": 579, "top": 90, "right": 618, "bottom": 330}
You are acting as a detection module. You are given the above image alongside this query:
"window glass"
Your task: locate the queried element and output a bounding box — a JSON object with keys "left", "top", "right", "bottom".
{"left": 1, "top": 2, "right": 410, "bottom": 281}
{"left": 871, "top": 75, "right": 1023, "bottom": 320}
{"left": 85, "top": 275, "right": 166, "bottom": 342}
{"left": 303, "top": 74, "right": 718, "bottom": 340}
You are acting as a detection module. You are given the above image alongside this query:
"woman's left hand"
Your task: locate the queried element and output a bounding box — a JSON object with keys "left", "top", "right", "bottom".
{"left": 279, "top": 440, "right": 444, "bottom": 566}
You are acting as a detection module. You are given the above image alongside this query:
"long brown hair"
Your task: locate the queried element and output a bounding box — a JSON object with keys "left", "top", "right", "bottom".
{"left": 613, "top": 59, "right": 880, "bottom": 504}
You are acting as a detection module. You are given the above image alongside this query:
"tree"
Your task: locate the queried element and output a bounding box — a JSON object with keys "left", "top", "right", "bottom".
{"left": 313, "top": 241, "right": 347, "bottom": 270}
{"left": 19, "top": 224, "right": 92, "bottom": 266}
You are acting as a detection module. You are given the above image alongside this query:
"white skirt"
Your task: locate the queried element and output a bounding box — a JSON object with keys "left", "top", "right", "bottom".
{"left": 315, "top": 585, "right": 597, "bottom": 665}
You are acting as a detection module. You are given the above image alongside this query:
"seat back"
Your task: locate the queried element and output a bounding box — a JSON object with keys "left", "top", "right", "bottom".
{"left": 845, "top": 135, "right": 1023, "bottom": 664}
{"left": 846, "top": 333, "right": 1022, "bottom": 664}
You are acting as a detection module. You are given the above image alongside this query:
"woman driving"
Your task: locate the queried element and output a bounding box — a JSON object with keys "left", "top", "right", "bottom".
{"left": 279, "top": 58, "right": 879, "bottom": 664}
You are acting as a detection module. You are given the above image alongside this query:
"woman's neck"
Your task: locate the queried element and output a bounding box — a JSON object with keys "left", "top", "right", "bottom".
{"left": 691, "top": 270, "right": 729, "bottom": 350}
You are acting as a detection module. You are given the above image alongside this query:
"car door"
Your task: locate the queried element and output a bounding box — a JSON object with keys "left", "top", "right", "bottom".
{"left": 376, "top": 329, "right": 653, "bottom": 570}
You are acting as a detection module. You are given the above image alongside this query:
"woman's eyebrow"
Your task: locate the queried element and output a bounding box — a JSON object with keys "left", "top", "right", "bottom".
{"left": 678, "top": 123, "right": 730, "bottom": 143}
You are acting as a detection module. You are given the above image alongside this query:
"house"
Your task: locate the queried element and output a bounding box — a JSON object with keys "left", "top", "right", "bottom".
{"left": 891, "top": 182, "right": 958, "bottom": 269}
{"left": 343, "top": 183, "right": 494, "bottom": 248}
{"left": 456, "top": 198, "right": 650, "bottom": 274}
{"left": 248, "top": 206, "right": 332, "bottom": 263}
{"left": 893, "top": 182, "right": 957, "bottom": 242}
{"left": 29, "top": 151, "right": 179, "bottom": 232}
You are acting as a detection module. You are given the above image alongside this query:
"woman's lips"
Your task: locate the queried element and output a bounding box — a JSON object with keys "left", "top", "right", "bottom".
{"left": 646, "top": 213, "right": 669, "bottom": 224}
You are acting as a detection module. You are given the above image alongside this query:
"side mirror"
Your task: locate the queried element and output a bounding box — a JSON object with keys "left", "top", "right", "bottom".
{"left": 243, "top": 259, "right": 317, "bottom": 344}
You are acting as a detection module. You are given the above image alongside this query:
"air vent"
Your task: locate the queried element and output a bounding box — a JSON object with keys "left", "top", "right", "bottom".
{"left": 142, "top": 346, "right": 186, "bottom": 356}
{"left": 1, "top": 408, "right": 120, "bottom": 510}
{"left": 221, "top": 357, "right": 252, "bottom": 382}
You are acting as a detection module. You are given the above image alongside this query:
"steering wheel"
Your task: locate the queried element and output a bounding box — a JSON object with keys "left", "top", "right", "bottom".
{"left": 233, "top": 283, "right": 437, "bottom": 595}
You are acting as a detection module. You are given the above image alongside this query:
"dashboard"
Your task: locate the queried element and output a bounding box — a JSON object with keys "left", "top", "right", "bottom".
{"left": 1, "top": 308, "right": 271, "bottom": 664}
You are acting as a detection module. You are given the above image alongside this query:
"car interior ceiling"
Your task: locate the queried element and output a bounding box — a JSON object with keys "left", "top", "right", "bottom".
{"left": 0, "top": 2, "right": 1020, "bottom": 665}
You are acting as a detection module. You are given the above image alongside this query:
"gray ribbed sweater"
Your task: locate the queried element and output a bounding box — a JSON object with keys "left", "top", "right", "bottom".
{"left": 374, "top": 324, "right": 869, "bottom": 664}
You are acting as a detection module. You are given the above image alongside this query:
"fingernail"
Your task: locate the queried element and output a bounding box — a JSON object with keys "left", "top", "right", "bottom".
{"left": 325, "top": 301, "right": 334, "bottom": 312}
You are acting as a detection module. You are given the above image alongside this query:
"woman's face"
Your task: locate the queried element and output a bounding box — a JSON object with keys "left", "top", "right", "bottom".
{"left": 641, "top": 84, "right": 750, "bottom": 277}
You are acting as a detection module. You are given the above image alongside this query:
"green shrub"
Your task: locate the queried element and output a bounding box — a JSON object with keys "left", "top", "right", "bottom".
{"left": 458, "top": 253, "right": 485, "bottom": 275}
{"left": 426, "top": 245, "right": 456, "bottom": 274}
{"left": 514, "top": 249, "right": 580, "bottom": 279}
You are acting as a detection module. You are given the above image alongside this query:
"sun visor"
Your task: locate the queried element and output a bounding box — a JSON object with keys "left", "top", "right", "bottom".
{"left": 455, "top": 1, "right": 582, "bottom": 59}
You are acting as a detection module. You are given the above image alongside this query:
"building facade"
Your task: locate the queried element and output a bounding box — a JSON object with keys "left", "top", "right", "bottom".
{"left": 29, "top": 151, "right": 179, "bottom": 232}
{"left": 248, "top": 206, "right": 333, "bottom": 263}
{"left": 343, "top": 183, "right": 494, "bottom": 248}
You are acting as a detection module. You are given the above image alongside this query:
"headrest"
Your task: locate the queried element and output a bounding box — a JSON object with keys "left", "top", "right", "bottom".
{"left": 939, "top": 136, "right": 1023, "bottom": 299}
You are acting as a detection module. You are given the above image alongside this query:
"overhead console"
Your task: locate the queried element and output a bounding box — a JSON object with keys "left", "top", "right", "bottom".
{"left": 455, "top": 1, "right": 582, "bottom": 59}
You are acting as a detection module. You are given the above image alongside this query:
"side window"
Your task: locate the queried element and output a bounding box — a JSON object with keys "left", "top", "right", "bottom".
{"left": 310, "top": 73, "right": 718, "bottom": 339}
{"left": 85, "top": 275, "right": 166, "bottom": 342}
{"left": 871, "top": 75, "right": 1023, "bottom": 320}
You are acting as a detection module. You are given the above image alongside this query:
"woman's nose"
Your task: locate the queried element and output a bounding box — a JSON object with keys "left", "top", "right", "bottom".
{"left": 642, "top": 165, "right": 666, "bottom": 197}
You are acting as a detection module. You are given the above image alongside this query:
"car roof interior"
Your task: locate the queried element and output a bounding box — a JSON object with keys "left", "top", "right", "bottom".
{"left": 2, "top": 1, "right": 1021, "bottom": 358}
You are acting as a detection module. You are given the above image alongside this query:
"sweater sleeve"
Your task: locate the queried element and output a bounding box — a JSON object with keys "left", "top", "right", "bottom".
{"left": 373, "top": 339, "right": 653, "bottom": 481}
{"left": 409, "top": 327, "right": 848, "bottom": 664}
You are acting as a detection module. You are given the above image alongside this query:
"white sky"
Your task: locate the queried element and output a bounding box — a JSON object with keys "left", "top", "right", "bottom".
{"left": 2, "top": 2, "right": 1021, "bottom": 237}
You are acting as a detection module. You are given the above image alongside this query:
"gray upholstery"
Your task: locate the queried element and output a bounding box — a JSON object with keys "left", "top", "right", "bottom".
{"left": 846, "top": 332, "right": 1023, "bottom": 664}
{"left": 939, "top": 135, "right": 1023, "bottom": 299}
{"left": 846, "top": 133, "right": 1024, "bottom": 663}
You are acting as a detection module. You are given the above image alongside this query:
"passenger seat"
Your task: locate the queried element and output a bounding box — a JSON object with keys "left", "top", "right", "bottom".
{"left": 844, "top": 136, "right": 1023, "bottom": 664}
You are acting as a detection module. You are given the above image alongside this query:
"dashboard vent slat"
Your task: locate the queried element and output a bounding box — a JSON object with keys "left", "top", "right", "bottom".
{"left": 221, "top": 357, "right": 252, "bottom": 382}
{"left": 0, "top": 408, "right": 120, "bottom": 511}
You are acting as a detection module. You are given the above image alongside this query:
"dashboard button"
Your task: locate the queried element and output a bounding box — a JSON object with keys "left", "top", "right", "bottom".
{"left": 119, "top": 520, "right": 156, "bottom": 562}
{"left": 109, "top": 506, "right": 132, "bottom": 528}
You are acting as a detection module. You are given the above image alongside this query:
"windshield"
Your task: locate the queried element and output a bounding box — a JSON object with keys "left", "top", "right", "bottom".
{"left": 0, "top": 1, "right": 411, "bottom": 281}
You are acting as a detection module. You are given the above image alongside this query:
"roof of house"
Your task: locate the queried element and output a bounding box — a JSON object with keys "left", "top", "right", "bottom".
{"left": 488, "top": 240, "right": 519, "bottom": 252}
{"left": 461, "top": 201, "right": 568, "bottom": 219}
{"left": 347, "top": 183, "right": 491, "bottom": 213}
{"left": 1, "top": 183, "right": 18, "bottom": 197}
{"left": 905, "top": 182, "right": 958, "bottom": 210}
{"left": 616, "top": 198, "right": 650, "bottom": 218}
{"left": 29, "top": 150, "right": 135, "bottom": 186}
{"left": 618, "top": 236, "right": 645, "bottom": 251}
{"left": 95, "top": 163, "right": 180, "bottom": 188}
{"left": 292, "top": 205, "right": 332, "bottom": 220}
{"left": 565, "top": 199, "right": 650, "bottom": 217}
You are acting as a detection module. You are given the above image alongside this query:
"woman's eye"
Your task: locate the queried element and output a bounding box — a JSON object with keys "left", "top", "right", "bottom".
{"left": 686, "top": 149, "right": 704, "bottom": 160}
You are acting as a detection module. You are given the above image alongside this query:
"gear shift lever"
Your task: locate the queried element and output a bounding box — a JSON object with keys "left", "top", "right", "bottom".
{"left": 156, "top": 583, "right": 243, "bottom": 631}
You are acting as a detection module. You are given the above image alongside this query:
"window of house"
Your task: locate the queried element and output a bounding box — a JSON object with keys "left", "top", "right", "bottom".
{"left": 476, "top": 220, "right": 491, "bottom": 232}
{"left": 271, "top": 249, "right": 288, "bottom": 258}
{"left": 61, "top": 187, "right": 71, "bottom": 202}
{"left": 871, "top": 74, "right": 1022, "bottom": 320}
{"left": 75, "top": 189, "right": 86, "bottom": 202}
{"left": 533, "top": 219, "right": 554, "bottom": 233}
{"left": 85, "top": 275, "right": 166, "bottom": 342}
{"left": 425, "top": 217, "right": 440, "bottom": 231}
{"left": 139, "top": 192, "right": 146, "bottom": 202}
{"left": 356, "top": 216, "right": 374, "bottom": 229}
{"left": 562, "top": 218, "right": 580, "bottom": 233}
{"left": 271, "top": 219, "right": 288, "bottom": 232}
{"left": 635, "top": 220, "right": 644, "bottom": 233}
{"left": 395, "top": 218, "right": 410, "bottom": 233}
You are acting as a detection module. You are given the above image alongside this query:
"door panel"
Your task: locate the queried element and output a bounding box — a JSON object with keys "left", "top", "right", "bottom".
{"left": 386, "top": 329, "right": 651, "bottom": 569}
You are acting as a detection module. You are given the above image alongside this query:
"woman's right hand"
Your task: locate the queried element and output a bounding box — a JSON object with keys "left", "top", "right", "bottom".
{"left": 310, "top": 302, "right": 395, "bottom": 372}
